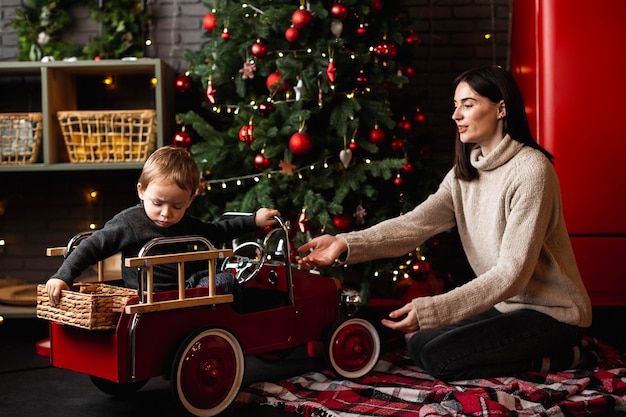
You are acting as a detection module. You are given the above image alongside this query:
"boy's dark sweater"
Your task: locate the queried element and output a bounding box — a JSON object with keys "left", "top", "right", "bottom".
{"left": 52, "top": 205, "right": 258, "bottom": 292}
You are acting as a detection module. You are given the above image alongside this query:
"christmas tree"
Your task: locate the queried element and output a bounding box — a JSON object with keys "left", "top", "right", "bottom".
{"left": 176, "top": 0, "right": 445, "bottom": 299}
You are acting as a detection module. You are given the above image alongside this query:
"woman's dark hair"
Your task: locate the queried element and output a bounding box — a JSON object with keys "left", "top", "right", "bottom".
{"left": 452, "top": 66, "right": 553, "bottom": 181}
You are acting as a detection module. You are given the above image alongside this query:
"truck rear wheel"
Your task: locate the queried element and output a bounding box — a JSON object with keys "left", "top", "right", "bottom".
{"left": 171, "top": 327, "right": 244, "bottom": 416}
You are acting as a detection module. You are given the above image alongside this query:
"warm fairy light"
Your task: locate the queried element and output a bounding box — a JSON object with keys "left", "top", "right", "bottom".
{"left": 151, "top": 77, "right": 157, "bottom": 87}
{"left": 103, "top": 76, "right": 113, "bottom": 85}
{"left": 89, "top": 191, "right": 98, "bottom": 198}
{"left": 484, "top": 33, "right": 492, "bottom": 40}
{"left": 89, "top": 223, "right": 97, "bottom": 230}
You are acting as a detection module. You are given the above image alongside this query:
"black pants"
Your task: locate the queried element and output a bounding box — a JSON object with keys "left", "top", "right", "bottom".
{"left": 408, "top": 308, "right": 585, "bottom": 381}
{"left": 184, "top": 270, "right": 239, "bottom": 295}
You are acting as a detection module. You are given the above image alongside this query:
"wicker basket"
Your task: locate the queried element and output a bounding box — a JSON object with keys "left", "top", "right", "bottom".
{"left": 36, "top": 283, "right": 136, "bottom": 331}
{"left": 57, "top": 110, "right": 156, "bottom": 163}
{"left": 0, "top": 112, "right": 42, "bottom": 165}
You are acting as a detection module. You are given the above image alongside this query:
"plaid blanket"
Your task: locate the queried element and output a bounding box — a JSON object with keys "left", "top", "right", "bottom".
{"left": 235, "top": 339, "right": 626, "bottom": 416}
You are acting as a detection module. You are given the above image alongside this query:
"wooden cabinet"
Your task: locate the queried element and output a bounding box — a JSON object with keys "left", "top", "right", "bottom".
{"left": 0, "top": 59, "right": 174, "bottom": 171}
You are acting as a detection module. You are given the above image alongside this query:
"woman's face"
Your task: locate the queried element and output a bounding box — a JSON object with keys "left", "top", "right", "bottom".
{"left": 137, "top": 180, "right": 194, "bottom": 228}
{"left": 452, "top": 81, "right": 505, "bottom": 155}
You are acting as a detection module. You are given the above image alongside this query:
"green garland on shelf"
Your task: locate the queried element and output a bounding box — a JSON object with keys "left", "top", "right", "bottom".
{"left": 11, "top": 0, "right": 151, "bottom": 61}
{"left": 11, "top": 0, "right": 77, "bottom": 61}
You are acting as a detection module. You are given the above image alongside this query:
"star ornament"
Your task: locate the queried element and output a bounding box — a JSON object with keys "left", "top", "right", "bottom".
{"left": 326, "top": 59, "right": 336, "bottom": 83}
{"left": 206, "top": 80, "right": 217, "bottom": 103}
{"left": 279, "top": 159, "right": 296, "bottom": 176}
{"left": 298, "top": 208, "right": 310, "bottom": 233}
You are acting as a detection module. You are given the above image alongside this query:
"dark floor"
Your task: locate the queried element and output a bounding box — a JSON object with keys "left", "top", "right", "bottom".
{"left": 0, "top": 316, "right": 316, "bottom": 417}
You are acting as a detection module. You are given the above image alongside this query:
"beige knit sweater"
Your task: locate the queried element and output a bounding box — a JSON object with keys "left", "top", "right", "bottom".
{"left": 339, "top": 135, "right": 592, "bottom": 331}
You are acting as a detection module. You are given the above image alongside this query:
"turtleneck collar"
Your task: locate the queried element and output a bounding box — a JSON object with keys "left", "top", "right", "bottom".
{"left": 470, "top": 134, "right": 523, "bottom": 172}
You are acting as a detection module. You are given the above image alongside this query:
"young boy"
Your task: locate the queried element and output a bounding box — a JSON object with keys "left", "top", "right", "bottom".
{"left": 45, "top": 145, "right": 280, "bottom": 305}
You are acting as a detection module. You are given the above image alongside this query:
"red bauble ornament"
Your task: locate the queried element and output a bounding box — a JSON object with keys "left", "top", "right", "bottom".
{"left": 292, "top": 9, "right": 314, "bottom": 29}
{"left": 349, "top": 141, "right": 358, "bottom": 151}
{"left": 411, "top": 260, "right": 431, "bottom": 275}
{"left": 374, "top": 40, "right": 398, "bottom": 60}
{"left": 254, "top": 154, "right": 271, "bottom": 170}
{"left": 397, "top": 119, "right": 412, "bottom": 131}
{"left": 402, "top": 162, "right": 415, "bottom": 174}
{"left": 391, "top": 139, "right": 403, "bottom": 152}
{"left": 175, "top": 74, "right": 191, "bottom": 94}
{"left": 371, "top": 0, "right": 383, "bottom": 12}
{"left": 203, "top": 13, "right": 217, "bottom": 32}
{"left": 266, "top": 71, "right": 288, "bottom": 93}
{"left": 394, "top": 175, "right": 403, "bottom": 186}
{"left": 406, "top": 32, "right": 419, "bottom": 44}
{"left": 404, "top": 66, "right": 415, "bottom": 77}
{"left": 357, "top": 24, "right": 367, "bottom": 36}
{"left": 238, "top": 124, "right": 256, "bottom": 145}
{"left": 369, "top": 127, "right": 386, "bottom": 145}
{"left": 355, "top": 72, "right": 368, "bottom": 85}
{"left": 331, "top": 3, "right": 348, "bottom": 19}
{"left": 285, "top": 27, "right": 300, "bottom": 42}
{"left": 173, "top": 130, "right": 192, "bottom": 150}
{"left": 414, "top": 111, "right": 426, "bottom": 125}
{"left": 289, "top": 131, "right": 313, "bottom": 155}
{"left": 251, "top": 41, "right": 268, "bottom": 58}
{"left": 333, "top": 214, "right": 353, "bottom": 232}
{"left": 221, "top": 29, "right": 230, "bottom": 40}
{"left": 258, "top": 101, "right": 275, "bottom": 117}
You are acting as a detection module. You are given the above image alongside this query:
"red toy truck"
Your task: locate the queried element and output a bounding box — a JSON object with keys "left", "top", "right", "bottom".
{"left": 36, "top": 215, "right": 381, "bottom": 416}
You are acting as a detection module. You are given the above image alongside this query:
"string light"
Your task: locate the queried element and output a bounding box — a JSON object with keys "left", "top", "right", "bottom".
{"left": 203, "top": 154, "right": 379, "bottom": 190}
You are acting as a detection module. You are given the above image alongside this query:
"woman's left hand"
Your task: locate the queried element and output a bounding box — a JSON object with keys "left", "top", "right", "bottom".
{"left": 381, "top": 302, "right": 420, "bottom": 333}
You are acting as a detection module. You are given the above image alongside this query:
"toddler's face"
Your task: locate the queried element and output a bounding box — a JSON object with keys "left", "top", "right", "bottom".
{"left": 137, "top": 180, "right": 193, "bottom": 228}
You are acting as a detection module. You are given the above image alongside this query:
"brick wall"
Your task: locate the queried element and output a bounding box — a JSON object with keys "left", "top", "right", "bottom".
{"left": 0, "top": 0, "right": 510, "bottom": 283}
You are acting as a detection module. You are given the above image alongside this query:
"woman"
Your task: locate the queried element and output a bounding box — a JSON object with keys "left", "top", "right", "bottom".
{"left": 297, "top": 66, "right": 593, "bottom": 381}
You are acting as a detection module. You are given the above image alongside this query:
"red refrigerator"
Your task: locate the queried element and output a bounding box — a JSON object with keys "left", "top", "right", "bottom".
{"left": 510, "top": 0, "right": 626, "bottom": 305}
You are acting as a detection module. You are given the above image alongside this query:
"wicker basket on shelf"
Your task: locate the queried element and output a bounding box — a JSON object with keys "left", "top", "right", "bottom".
{"left": 36, "top": 283, "right": 136, "bottom": 331}
{"left": 57, "top": 110, "right": 156, "bottom": 163}
{"left": 0, "top": 112, "right": 42, "bottom": 165}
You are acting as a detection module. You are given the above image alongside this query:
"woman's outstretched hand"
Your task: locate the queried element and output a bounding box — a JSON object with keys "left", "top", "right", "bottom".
{"left": 296, "top": 235, "right": 347, "bottom": 270}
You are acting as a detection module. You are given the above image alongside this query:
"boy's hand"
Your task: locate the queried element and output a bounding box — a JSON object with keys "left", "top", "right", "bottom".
{"left": 45, "top": 278, "right": 70, "bottom": 306}
{"left": 255, "top": 208, "right": 281, "bottom": 227}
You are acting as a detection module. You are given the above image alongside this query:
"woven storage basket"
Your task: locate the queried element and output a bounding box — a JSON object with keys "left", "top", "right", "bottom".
{"left": 57, "top": 110, "right": 156, "bottom": 163}
{"left": 36, "top": 283, "right": 136, "bottom": 331}
{"left": 0, "top": 112, "right": 42, "bottom": 165}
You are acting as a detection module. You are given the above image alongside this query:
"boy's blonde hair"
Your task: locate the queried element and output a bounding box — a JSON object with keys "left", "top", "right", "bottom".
{"left": 138, "top": 146, "right": 200, "bottom": 196}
